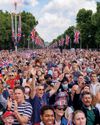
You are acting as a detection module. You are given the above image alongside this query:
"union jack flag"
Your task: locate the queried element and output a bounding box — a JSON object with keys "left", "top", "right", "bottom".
{"left": 74, "top": 31, "right": 80, "bottom": 44}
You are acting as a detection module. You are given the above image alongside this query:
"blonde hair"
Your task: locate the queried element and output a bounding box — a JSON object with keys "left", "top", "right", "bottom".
{"left": 73, "top": 110, "right": 86, "bottom": 121}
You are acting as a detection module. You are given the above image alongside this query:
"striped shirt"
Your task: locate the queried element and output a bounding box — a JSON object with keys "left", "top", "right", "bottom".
{"left": 11, "top": 101, "right": 32, "bottom": 125}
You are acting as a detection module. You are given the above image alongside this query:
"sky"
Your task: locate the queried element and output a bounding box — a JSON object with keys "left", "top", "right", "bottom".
{"left": 0, "top": 0, "right": 99, "bottom": 43}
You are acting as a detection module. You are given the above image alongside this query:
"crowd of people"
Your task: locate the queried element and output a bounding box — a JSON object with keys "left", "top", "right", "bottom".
{"left": 0, "top": 48, "right": 100, "bottom": 125}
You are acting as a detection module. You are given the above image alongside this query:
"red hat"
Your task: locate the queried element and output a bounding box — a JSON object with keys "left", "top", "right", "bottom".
{"left": 2, "top": 111, "right": 14, "bottom": 119}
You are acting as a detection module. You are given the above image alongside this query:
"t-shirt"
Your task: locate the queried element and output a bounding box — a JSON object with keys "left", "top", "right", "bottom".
{"left": 11, "top": 101, "right": 32, "bottom": 125}
{"left": 30, "top": 92, "right": 49, "bottom": 124}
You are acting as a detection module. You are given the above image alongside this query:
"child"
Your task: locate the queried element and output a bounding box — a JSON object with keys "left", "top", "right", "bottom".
{"left": 2, "top": 111, "right": 14, "bottom": 125}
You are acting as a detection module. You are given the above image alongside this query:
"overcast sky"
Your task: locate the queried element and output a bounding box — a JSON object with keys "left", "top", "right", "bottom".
{"left": 0, "top": 0, "right": 99, "bottom": 42}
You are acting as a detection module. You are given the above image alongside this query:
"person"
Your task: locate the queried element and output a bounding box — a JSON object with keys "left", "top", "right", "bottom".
{"left": 95, "top": 87, "right": 100, "bottom": 113}
{"left": 2, "top": 111, "right": 14, "bottom": 125}
{"left": 54, "top": 99, "right": 69, "bottom": 125}
{"left": 72, "top": 110, "right": 86, "bottom": 125}
{"left": 40, "top": 105, "right": 55, "bottom": 125}
{"left": 7, "top": 86, "right": 33, "bottom": 125}
{"left": 30, "top": 69, "right": 60, "bottom": 125}
{"left": 81, "top": 92, "right": 100, "bottom": 125}
{"left": 90, "top": 72, "right": 100, "bottom": 97}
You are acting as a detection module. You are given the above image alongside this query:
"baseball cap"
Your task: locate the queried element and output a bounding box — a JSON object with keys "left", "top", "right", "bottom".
{"left": 54, "top": 98, "right": 67, "bottom": 109}
{"left": 2, "top": 111, "right": 14, "bottom": 119}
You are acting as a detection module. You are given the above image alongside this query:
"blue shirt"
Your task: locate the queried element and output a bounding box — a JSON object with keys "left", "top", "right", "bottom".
{"left": 31, "top": 92, "right": 49, "bottom": 124}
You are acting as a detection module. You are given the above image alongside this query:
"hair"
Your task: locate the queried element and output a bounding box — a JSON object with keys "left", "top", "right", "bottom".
{"left": 14, "top": 86, "right": 25, "bottom": 93}
{"left": 40, "top": 105, "right": 54, "bottom": 116}
{"left": 0, "top": 79, "right": 3, "bottom": 84}
{"left": 81, "top": 92, "right": 92, "bottom": 99}
{"left": 73, "top": 110, "right": 86, "bottom": 121}
{"left": 82, "top": 84, "right": 90, "bottom": 90}
{"left": 72, "top": 60, "right": 77, "bottom": 64}
{"left": 90, "top": 72, "right": 97, "bottom": 77}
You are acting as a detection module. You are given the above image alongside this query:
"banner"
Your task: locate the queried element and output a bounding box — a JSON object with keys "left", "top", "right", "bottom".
{"left": 66, "top": 35, "right": 70, "bottom": 46}
{"left": 74, "top": 31, "right": 80, "bottom": 44}
{"left": 30, "top": 29, "right": 36, "bottom": 41}
{"left": 17, "top": 14, "right": 21, "bottom": 41}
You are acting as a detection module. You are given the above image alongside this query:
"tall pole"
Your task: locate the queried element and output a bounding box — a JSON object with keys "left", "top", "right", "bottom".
{"left": 14, "top": 2, "right": 18, "bottom": 52}
{"left": 70, "top": 39, "right": 71, "bottom": 49}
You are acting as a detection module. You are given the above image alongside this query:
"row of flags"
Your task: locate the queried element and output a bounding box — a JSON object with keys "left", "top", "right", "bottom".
{"left": 30, "top": 29, "right": 45, "bottom": 48}
{"left": 11, "top": 14, "right": 44, "bottom": 48}
{"left": 49, "top": 31, "right": 80, "bottom": 48}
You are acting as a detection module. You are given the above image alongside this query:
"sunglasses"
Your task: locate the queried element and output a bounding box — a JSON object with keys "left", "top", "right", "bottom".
{"left": 56, "top": 107, "right": 66, "bottom": 111}
{"left": 38, "top": 88, "right": 44, "bottom": 91}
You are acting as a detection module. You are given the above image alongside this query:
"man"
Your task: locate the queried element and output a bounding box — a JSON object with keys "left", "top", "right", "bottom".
{"left": 30, "top": 69, "right": 60, "bottom": 125}
{"left": 7, "top": 86, "right": 32, "bottom": 125}
{"left": 90, "top": 72, "right": 100, "bottom": 96}
{"left": 31, "top": 83, "right": 60, "bottom": 125}
{"left": 81, "top": 92, "right": 100, "bottom": 125}
{"left": 40, "top": 105, "right": 55, "bottom": 125}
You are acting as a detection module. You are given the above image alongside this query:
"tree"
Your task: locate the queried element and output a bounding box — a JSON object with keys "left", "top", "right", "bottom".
{"left": 0, "top": 10, "right": 38, "bottom": 49}
{"left": 76, "top": 8, "right": 97, "bottom": 48}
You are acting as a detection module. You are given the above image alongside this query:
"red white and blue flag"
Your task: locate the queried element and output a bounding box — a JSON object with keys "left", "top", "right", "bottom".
{"left": 30, "top": 29, "right": 36, "bottom": 41}
{"left": 17, "top": 14, "right": 21, "bottom": 41}
{"left": 74, "top": 31, "right": 80, "bottom": 44}
{"left": 66, "top": 35, "right": 70, "bottom": 46}
{"left": 59, "top": 38, "right": 64, "bottom": 46}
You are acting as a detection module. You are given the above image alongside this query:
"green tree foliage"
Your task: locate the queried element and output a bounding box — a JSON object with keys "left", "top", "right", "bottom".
{"left": 92, "top": 2, "right": 100, "bottom": 48}
{"left": 0, "top": 10, "right": 38, "bottom": 50}
{"left": 50, "top": 2, "right": 100, "bottom": 49}
{"left": 76, "top": 8, "right": 97, "bottom": 48}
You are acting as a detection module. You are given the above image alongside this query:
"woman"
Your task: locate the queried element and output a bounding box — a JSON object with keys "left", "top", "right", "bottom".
{"left": 72, "top": 110, "right": 86, "bottom": 125}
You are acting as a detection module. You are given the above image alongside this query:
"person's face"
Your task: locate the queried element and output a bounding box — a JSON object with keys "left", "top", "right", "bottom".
{"left": 53, "top": 71, "right": 59, "bottom": 79}
{"left": 83, "top": 86, "right": 90, "bottom": 93}
{"left": 90, "top": 74, "right": 97, "bottom": 82}
{"left": 55, "top": 106, "right": 65, "bottom": 117}
{"left": 36, "top": 86, "right": 44, "bottom": 98}
{"left": 3, "top": 116, "right": 14, "bottom": 125}
{"left": 82, "top": 94, "right": 92, "bottom": 107}
{"left": 41, "top": 109, "right": 55, "bottom": 125}
{"left": 73, "top": 112, "right": 86, "bottom": 125}
{"left": 14, "top": 89, "right": 25, "bottom": 104}
{"left": 8, "top": 88, "right": 15, "bottom": 100}
{"left": 72, "top": 63, "right": 78, "bottom": 70}
{"left": 78, "top": 76, "right": 85, "bottom": 84}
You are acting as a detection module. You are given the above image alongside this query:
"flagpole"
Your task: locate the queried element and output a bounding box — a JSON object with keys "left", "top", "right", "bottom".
{"left": 80, "top": 37, "right": 82, "bottom": 49}
{"left": 70, "top": 39, "right": 71, "bottom": 49}
{"left": 14, "top": 1, "right": 18, "bottom": 52}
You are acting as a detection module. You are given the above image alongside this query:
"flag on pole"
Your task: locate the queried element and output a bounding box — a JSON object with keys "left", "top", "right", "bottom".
{"left": 11, "top": 14, "right": 15, "bottom": 41}
{"left": 17, "top": 14, "right": 21, "bottom": 41}
{"left": 66, "top": 35, "right": 70, "bottom": 46}
{"left": 59, "top": 38, "right": 64, "bottom": 46}
{"left": 35, "top": 35, "right": 40, "bottom": 45}
{"left": 74, "top": 31, "right": 80, "bottom": 44}
{"left": 30, "top": 29, "right": 36, "bottom": 41}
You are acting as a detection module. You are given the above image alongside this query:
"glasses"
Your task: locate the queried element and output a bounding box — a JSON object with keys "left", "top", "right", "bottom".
{"left": 9, "top": 75, "right": 14, "bottom": 77}
{"left": 56, "top": 107, "right": 66, "bottom": 111}
{"left": 38, "top": 88, "right": 44, "bottom": 91}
